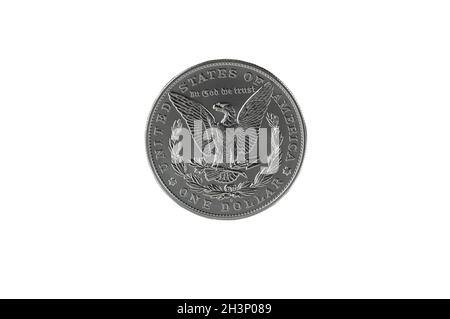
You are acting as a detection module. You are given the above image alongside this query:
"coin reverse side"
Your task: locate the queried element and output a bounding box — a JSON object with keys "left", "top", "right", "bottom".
{"left": 146, "top": 59, "right": 306, "bottom": 219}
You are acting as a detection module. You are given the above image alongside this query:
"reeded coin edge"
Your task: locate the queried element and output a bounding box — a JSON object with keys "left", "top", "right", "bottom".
{"left": 146, "top": 59, "right": 307, "bottom": 219}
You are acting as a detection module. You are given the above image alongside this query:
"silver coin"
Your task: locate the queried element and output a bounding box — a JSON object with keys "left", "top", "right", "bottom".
{"left": 146, "top": 59, "right": 306, "bottom": 219}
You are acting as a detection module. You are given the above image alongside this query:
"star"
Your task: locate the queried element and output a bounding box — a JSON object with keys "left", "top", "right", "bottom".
{"left": 282, "top": 166, "right": 292, "bottom": 176}
{"left": 168, "top": 177, "right": 177, "bottom": 186}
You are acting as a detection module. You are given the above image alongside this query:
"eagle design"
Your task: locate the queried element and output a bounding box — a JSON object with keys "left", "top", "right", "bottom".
{"left": 168, "top": 82, "right": 274, "bottom": 183}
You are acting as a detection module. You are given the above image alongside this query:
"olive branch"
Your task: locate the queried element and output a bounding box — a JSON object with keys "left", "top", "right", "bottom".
{"left": 168, "top": 114, "right": 283, "bottom": 200}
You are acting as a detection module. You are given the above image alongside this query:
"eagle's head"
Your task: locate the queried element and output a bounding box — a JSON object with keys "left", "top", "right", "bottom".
{"left": 212, "top": 102, "right": 237, "bottom": 127}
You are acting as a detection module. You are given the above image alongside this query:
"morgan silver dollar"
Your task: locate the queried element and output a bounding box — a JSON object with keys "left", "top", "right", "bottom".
{"left": 146, "top": 59, "right": 306, "bottom": 219}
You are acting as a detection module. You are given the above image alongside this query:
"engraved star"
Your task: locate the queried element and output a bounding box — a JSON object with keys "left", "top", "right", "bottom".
{"left": 282, "top": 166, "right": 292, "bottom": 176}
{"left": 168, "top": 177, "right": 177, "bottom": 186}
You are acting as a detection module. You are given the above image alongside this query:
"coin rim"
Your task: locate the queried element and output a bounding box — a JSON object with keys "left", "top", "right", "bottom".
{"left": 145, "top": 59, "right": 307, "bottom": 220}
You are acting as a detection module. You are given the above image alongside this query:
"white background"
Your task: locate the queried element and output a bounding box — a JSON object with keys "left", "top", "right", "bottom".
{"left": 0, "top": 0, "right": 449, "bottom": 298}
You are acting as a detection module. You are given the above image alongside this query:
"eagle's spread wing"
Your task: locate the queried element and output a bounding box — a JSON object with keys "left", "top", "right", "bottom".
{"left": 236, "top": 82, "right": 274, "bottom": 161}
{"left": 168, "top": 92, "right": 216, "bottom": 156}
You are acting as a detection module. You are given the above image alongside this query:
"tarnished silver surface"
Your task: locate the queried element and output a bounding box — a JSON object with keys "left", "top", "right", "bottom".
{"left": 146, "top": 59, "right": 306, "bottom": 219}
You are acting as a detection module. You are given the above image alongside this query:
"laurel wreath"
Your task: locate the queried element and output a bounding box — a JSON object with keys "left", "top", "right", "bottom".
{"left": 168, "top": 113, "right": 283, "bottom": 200}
